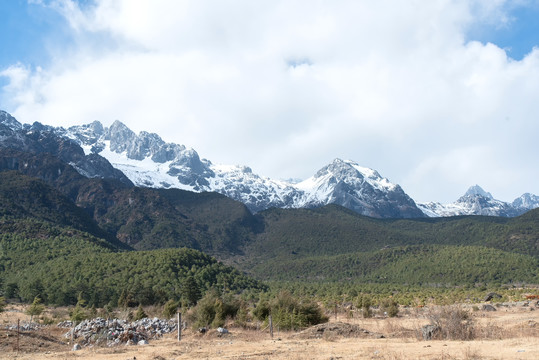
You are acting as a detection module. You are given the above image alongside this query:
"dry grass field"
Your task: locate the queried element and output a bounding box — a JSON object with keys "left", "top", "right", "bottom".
{"left": 1, "top": 302, "right": 538, "bottom": 360}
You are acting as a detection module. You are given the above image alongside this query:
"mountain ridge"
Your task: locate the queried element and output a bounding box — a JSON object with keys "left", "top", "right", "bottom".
{"left": 1, "top": 110, "right": 537, "bottom": 218}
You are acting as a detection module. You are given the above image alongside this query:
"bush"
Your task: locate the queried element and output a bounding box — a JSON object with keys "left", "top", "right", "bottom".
{"left": 234, "top": 301, "right": 252, "bottom": 328}
{"left": 26, "top": 296, "right": 45, "bottom": 322}
{"left": 356, "top": 295, "right": 372, "bottom": 318}
{"left": 189, "top": 290, "right": 240, "bottom": 329}
{"left": 380, "top": 298, "right": 399, "bottom": 318}
{"left": 253, "top": 291, "right": 328, "bottom": 331}
{"left": 252, "top": 297, "right": 271, "bottom": 321}
{"left": 134, "top": 305, "right": 147, "bottom": 320}
{"left": 163, "top": 299, "right": 178, "bottom": 319}
{"left": 427, "top": 306, "right": 475, "bottom": 340}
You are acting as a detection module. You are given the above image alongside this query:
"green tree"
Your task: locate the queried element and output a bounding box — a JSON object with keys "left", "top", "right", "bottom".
{"left": 182, "top": 275, "right": 201, "bottom": 306}
{"left": 361, "top": 296, "right": 372, "bottom": 318}
{"left": 380, "top": 298, "right": 399, "bottom": 317}
{"left": 4, "top": 282, "right": 19, "bottom": 300}
{"left": 163, "top": 299, "right": 178, "bottom": 319}
{"left": 26, "top": 296, "right": 45, "bottom": 322}
{"left": 70, "top": 295, "right": 88, "bottom": 322}
{"left": 0, "top": 296, "right": 6, "bottom": 313}
{"left": 134, "top": 305, "right": 147, "bottom": 320}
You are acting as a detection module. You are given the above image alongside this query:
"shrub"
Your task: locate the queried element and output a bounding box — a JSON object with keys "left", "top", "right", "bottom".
{"left": 163, "top": 299, "right": 178, "bottom": 319}
{"left": 356, "top": 295, "right": 372, "bottom": 318}
{"left": 189, "top": 290, "right": 240, "bottom": 329}
{"left": 26, "top": 296, "right": 45, "bottom": 322}
{"left": 427, "top": 305, "right": 475, "bottom": 340}
{"left": 253, "top": 291, "right": 328, "bottom": 331}
{"left": 380, "top": 298, "right": 399, "bottom": 318}
{"left": 70, "top": 294, "right": 88, "bottom": 323}
{"left": 134, "top": 305, "right": 147, "bottom": 320}
{"left": 234, "top": 301, "right": 252, "bottom": 328}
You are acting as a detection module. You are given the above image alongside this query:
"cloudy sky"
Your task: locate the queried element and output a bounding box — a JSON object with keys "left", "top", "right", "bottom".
{"left": 1, "top": 0, "right": 538, "bottom": 203}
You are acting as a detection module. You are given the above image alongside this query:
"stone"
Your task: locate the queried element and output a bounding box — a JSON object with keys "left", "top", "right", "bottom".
{"left": 217, "top": 327, "right": 229, "bottom": 334}
{"left": 72, "top": 344, "right": 81, "bottom": 351}
{"left": 484, "top": 292, "right": 502, "bottom": 302}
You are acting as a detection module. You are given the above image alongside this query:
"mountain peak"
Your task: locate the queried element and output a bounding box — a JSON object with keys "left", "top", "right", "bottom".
{"left": 0, "top": 110, "right": 22, "bottom": 130}
{"left": 512, "top": 193, "right": 539, "bottom": 209}
{"left": 464, "top": 185, "right": 493, "bottom": 199}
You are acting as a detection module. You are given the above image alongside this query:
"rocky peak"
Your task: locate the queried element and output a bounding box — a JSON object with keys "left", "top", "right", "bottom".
{"left": 0, "top": 110, "right": 22, "bottom": 130}
{"left": 315, "top": 159, "right": 362, "bottom": 179}
{"left": 67, "top": 121, "right": 105, "bottom": 147}
{"left": 462, "top": 185, "right": 493, "bottom": 200}
{"left": 512, "top": 193, "right": 539, "bottom": 210}
{"left": 106, "top": 120, "right": 136, "bottom": 153}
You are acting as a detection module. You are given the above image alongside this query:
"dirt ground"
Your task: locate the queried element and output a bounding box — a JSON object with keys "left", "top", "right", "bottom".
{"left": 1, "top": 303, "right": 538, "bottom": 360}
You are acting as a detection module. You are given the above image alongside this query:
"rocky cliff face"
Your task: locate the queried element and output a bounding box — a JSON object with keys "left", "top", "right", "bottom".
{"left": 0, "top": 110, "right": 132, "bottom": 186}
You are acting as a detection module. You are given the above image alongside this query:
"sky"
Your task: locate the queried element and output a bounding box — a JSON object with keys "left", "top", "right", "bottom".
{"left": 1, "top": 0, "right": 539, "bottom": 204}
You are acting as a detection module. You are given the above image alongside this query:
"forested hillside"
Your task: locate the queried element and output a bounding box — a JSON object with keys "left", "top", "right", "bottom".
{"left": 0, "top": 217, "right": 265, "bottom": 306}
{"left": 1, "top": 153, "right": 538, "bottom": 301}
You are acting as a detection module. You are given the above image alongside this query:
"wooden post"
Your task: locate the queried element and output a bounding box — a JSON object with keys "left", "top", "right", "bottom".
{"left": 269, "top": 314, "right": 273, "bottom": 339}
{"left": 17, "top": 319, "right": 20, "bottom": 352}
{"left": 71, "top": 321, "right": 76, "bottom": 344}
{"left": 177, "top": 312, "right": 181, "bottom": 341}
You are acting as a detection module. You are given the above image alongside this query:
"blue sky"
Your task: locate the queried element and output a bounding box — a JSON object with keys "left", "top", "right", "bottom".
{"left": 0, "top": 1, "right": 70, "bottom": 70}
{"left": 1, "top": 0, "right": 539, "bottom": 203}
{"left": 467, "top": 1, "right": 539, "bottom": 60}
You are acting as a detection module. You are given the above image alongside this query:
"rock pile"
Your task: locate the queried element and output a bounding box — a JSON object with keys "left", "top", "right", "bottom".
{"left": 59, "top": 317, "right": 177, "bottom": 347}
{"left": 4, "top": 322, "right": 42, "bottom": 331}
{"left": 294, "top": 322, "right": 383, "bottom": 339}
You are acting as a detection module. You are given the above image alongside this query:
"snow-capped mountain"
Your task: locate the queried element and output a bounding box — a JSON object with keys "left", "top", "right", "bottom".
{"left": 295, "top": 159, "right": 425, "bottom": 218}
{"left": 0, "top": 111, "right": 132, "bottom": 186}
{"left": 0, "top": 111, "right": 425, "bottom": 218}
{"left": 512, "top": 193, "right": 539, "bottom": 210}
{"left": 418, "top": 185, "right": 534, "bottom": 217}
{"left": 1, "top": 110, "right": 537, "bottom": 218}
{"left": 63, "top": 119, "right": 424, "bottom": 217}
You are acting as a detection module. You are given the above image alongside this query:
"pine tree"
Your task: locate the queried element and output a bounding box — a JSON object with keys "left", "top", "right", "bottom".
{"left": 26, "top": 296, "right": 45, "bottom": 322}
{"left": 134, "top": 305, "right": 147, "bottom": 321}
{"left": 182, "top": 275, "right": 201, "bottom": 306}
{"left": 70, "top": 293, "right": 88, "bottom": 322}
{"left": 163, "top": 299, "right": 178, "bottom": 319}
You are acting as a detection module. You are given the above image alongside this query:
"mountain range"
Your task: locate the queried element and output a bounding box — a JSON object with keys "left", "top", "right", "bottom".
{"left": 1, "top": 108, "right": 539, "bottom": 290}
{"left": 1, "top": 109, "right": 538, "bottom": 218}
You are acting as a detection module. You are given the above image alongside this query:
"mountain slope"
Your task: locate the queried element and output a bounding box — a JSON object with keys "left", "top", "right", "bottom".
{"left": 0, "top": 146, "right": 258, "bottom": 255}
{"left": 0, "top": 170, "right": 128, "bottom": 249}
{"left": 0, "top": 217, "right": 265, "bottom": 306}
{"left": 234, "top": 205, "right": 539, "bottom": 278}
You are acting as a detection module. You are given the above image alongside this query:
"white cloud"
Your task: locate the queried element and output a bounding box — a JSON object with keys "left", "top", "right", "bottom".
{"left": 1, "top": 0, "right": 539, "bottom": 203}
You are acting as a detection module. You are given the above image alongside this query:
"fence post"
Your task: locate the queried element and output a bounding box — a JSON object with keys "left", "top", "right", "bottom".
{"left": 17, "top": 319, "right": 20, "bottom": 352}
{"left": 269, "top": 314, "right": 273, "bottom": 339}
{"left": 177, "top": 312, "right": 181, "bottom": 341}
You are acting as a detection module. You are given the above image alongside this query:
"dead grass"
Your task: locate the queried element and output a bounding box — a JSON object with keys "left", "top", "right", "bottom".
{"left": 0, "top": 302, "right": 538, "bottom": 360}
